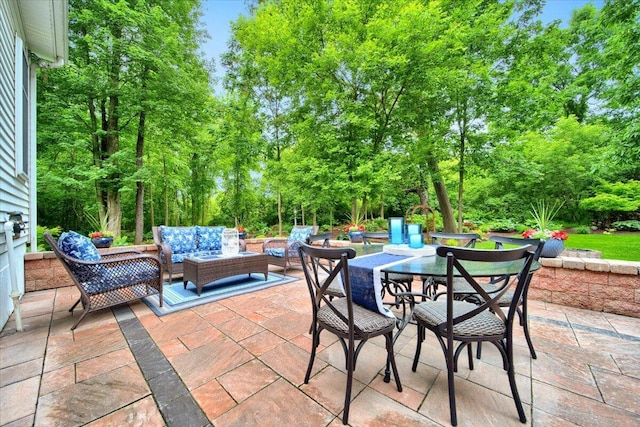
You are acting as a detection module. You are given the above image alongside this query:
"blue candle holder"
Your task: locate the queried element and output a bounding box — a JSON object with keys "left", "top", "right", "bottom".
{"left": 388, "top": 217, "right": 404, "bottom": 244}
{"left": 407, "top": 223, "right": 424, "bottom": 248}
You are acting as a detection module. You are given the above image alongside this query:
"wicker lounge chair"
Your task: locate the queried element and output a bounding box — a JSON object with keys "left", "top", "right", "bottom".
{"left": 262, "top": 225, "right": 331, "bottom": 273}
{"left": 45, "top": 231, "right": 163, "bottom": 330}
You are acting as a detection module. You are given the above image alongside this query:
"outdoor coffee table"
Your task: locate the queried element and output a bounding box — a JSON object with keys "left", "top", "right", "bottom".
{"left": 183, "top": 252, "right": 270, "bottom": 296}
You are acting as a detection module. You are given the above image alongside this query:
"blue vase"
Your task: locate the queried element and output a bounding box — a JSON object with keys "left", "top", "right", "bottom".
{"left": 541, "top": 239, "right": 565, "bottom": 258}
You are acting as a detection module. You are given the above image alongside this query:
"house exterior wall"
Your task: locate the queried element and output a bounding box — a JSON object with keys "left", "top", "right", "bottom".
{"left": 0, "top": 0, "right": 28, "bottom": 330}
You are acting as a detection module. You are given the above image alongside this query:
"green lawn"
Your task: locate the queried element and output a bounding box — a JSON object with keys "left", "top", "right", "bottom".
{"left": 476, "top": 233, "right": 640, "bottom": 261}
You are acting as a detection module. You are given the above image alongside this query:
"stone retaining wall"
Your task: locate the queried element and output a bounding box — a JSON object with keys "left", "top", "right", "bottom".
{"left": 23, "top": 239, "right": 640, "bottom": 318}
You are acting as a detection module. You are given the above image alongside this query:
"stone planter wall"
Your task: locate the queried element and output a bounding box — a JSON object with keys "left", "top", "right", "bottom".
{"left": 23, "top": 240, "right": 640, "bottom": 318}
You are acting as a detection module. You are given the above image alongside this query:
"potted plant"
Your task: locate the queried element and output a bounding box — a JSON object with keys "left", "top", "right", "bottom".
{"left": 344, "top": 207, "right": 366, "bottom": 243}
{"left": 236, "top": 225, "right": 247, "bottom": 239}
{"left": 522, "top": 200, "right": 568, "bottom": 257}
{"left": 87, "top": 211, "right": 115, "bottom": 248}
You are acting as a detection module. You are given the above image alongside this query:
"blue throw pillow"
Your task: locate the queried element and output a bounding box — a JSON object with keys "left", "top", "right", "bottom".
{"left": 160, "top": 226, "right": 197, "bottom": 254}
{"left": 58, "top": 230, "right": 101, "bottom": 261}
{"left": 288, "top": 227, "right": 312, "bottom": 243}
{"left": 196, "top": 226, "right": 225, "bottom": 251}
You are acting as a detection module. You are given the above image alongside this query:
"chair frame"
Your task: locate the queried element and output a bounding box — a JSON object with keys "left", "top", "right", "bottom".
{"left": 412, "top": 245, "right": 535, "bottom": 425}
{"left": 299, "top": 243, "right": 402, "bottom": 425}
{"left": 263, "top": 225, "right": 331, "bottom": 273}
{"left": 423, "top": 232, "right": 481, "bottom": 297}
{"left": 45, "top": 232, "right": 163, "bottom": 330}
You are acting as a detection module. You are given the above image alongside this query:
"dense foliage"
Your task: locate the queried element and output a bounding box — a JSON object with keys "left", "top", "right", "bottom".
{"left": 37, "top": 0, "right": 639, "bottom": 239}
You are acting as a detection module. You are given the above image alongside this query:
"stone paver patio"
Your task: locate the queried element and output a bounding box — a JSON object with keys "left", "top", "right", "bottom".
{"left": 1, "top": 267, "right": 639, "bottom": 426}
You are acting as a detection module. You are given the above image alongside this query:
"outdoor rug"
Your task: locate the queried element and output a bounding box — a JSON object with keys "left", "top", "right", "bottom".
{"left": 142, "top": 272, "right": 299, "bottom": 316}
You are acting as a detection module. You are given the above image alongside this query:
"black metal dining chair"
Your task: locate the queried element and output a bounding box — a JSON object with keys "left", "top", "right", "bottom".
{"left": 412, "top": 245, "right": 536, "bottom": 426}
{"left": 423, "top": 232, "right": 481, "bottom": 297}
{"left": 298, "top": 243, "right": 402, "bottom": 425}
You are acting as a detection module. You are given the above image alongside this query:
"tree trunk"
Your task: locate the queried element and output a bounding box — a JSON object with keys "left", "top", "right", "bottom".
{"left": 426, "top": 155, "right": 456, "bottom": 232}
{"left": 134, "top": 108, "right": 146, "bottom": 244}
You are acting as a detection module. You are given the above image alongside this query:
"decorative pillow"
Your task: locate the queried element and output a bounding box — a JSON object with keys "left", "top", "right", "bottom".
{"left": 288, "top": 227, "right": 312, "bottom": 243}
{"left": 265, "top": 248, "right": 286, "bottom": 258}
{"left": 58, "top": 230, "right": 101, "bottom": 261}
{"left": 196, "top": 226, "right": 225, "bottom": 251}
{"left": 160, "top": 226, "right": 197, "bottom": 254}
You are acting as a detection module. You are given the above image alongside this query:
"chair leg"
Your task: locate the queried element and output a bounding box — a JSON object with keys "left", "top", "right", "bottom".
{"left": 385, "top": 332, "right": 402, "bottom": 392}
{"left": 521, "top": 302, "right": 537, "bottom": 359}
{"left": 412, "top": 324, "right": 424, "bottom": 372}
{"left": 304, "top": 328, "right": 319, "bottom": 384}
{"left": 446, "top": 343, "right": 458, "bottom": 426}
{"left": 68, "top": 298, "right": 82, "bottom": 313}
{"left": 70, "top": 310, "right": 89, "bottom": 330}
{"left": 342, "top": 340, "right": 355, "bottom": 425}
{"left": 506, "top": 341, "right": 527, "bottom": 423}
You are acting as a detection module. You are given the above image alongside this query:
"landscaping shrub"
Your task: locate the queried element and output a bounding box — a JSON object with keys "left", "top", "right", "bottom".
{"left": 612, "top": 220, "right": 640, "bottom": 231}
{"left": 573, "top": 225, "right": 592, "bottom": 234}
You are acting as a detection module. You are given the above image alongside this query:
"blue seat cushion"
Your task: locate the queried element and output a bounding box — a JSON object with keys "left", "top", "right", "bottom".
{"left": 288, "top": 227, "right": 312, "bottom": 243}
{"left": 160, "top": 226, "right": 197, "bottom": 254}
{"left": 58, "top": 231, "right": 101, "bottom": 261}
{"left": 83, "top": 264, "right": 160, "bottom": 294}
{"left": 171, "top": 250, "right": 222, "bottom": 264}
{"left": 265, "top": 248, "right": 286, "bottom": 258}
{"left": 196, "top": 226, "right": 225, "bottom": 251}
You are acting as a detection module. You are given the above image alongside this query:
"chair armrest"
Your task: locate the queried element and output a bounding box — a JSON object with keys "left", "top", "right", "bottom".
{"left": 101, "top": 249, "right": 142, "bottom": 259}
{"left": 309, "top": 232, "right": 331, "bottom": 247}
{"left": 156, "top": 241, "right": 173, "bottom": 262}
{"left": 263, "top": 238, "right": 288, "bottom": 251}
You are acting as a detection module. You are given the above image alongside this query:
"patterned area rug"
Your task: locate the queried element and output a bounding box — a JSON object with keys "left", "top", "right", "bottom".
{"left": 142, "top": 272, "right": 299, "bottom": 316}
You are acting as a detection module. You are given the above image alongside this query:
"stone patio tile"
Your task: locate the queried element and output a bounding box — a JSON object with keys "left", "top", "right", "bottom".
{"left": 259, "top": 310, "right": 311, "bottom": 340}
{"left": 419, "top": 371, "right": 531, "bottom": 426}
{"left": 35, "top": 364, "right": 150, "bottom": 426}
{"left": 146, "top": 310, "right": 210, "bottom": 344}
{"left": 300, "top": 365, "right": 366, "bottom": 415}
{"left": 238, "top": 329, "right": 286, "bottom": 356}
{"left": 0, "top": 326, "right": 48, "bottom": 348}
{"left": 349, "top": 386, "right": 436, "bottom": 426}
{"left": 0, "top": 376, "right": 40, "bottom": 425}
{"left": 75, "top": 348, "right": 135, "bottom": 382}
{"left": 259, "top": 341, "right": 322, "bottom": 386}
{"left": 0, "top": 357, "right": 42, "bottom": 388}
{"left": 39, "top": 364, "right": 75, "bottom": 397}
{"left": 191, "top": 379, "right": 236, "bottom": 421}
{"left": 201, "top": 305, "right": 239, "bottom": 324}
{"left": 217, "top": 358, "right": 279, "bottom": 403}
{"left": 0, "top": 337, "right": 47, "bottom": 369}
{"left": 84, "top": 396, "right": 165, "bottom": 427}
{"left": 213, "top": 378, "right": 334, "bottom": 426}
{"left": 43, "top": 329, "right": 127, "bottom": 373}
{"left": 169, "top": 337, "right": 253, "bottom": 390}
{"left": 592, "top": 367, "right": 640, "bottom": 415}
{"left": 216, "top": 316, "right": 264, "bottom": 342}
{"left": 178, "top": 325, "right": 224, "bottom": 350}
{"left": 532, "top": 379, "right": 640, "bottom": 427}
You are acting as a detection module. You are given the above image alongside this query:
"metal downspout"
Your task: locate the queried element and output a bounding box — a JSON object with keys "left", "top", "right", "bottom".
{"left": 4, "top": 221, "right": 23, "bottom": 331}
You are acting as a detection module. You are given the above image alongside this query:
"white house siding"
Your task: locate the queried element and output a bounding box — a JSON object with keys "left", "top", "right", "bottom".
{"left": 0, "top": 1, "right": 28, "bottom": 330}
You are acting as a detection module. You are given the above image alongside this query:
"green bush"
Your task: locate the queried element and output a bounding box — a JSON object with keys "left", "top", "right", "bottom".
{"left": 36, "top": 225, "right": 61, "bottom": 251}
{"left": 573, "top": 225, "right": 592, "bottom": 234}
{"left": 488, "top": 219, "right": 518, "bottom": 232}
{"left": 612, "top": 220, "right": 640, "bottom": 231}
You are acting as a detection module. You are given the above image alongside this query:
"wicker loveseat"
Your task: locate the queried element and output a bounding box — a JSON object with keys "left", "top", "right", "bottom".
{"left": 152, "top": 225, "right": 246, "bottom": 283}
{"left": 262, "top": 226, "right": 331, "bottom": 273}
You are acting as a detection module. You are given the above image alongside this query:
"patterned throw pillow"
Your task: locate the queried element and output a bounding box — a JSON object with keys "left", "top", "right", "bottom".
{"left": 160, "top": 226, "right": 197, "bottom": 254}
{"left": 58, "top": 230, "right": 101, "bottom": 261}
{"left": 196, "top": 226, "right": 225, "bottom": 251}
{"left": 288, "top": 227, "right": 312, "bottom": 243}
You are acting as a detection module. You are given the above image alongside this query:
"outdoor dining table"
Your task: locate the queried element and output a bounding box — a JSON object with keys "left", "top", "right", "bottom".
{"left": 349, "top": 243, "right": 541, "bottom": 382}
